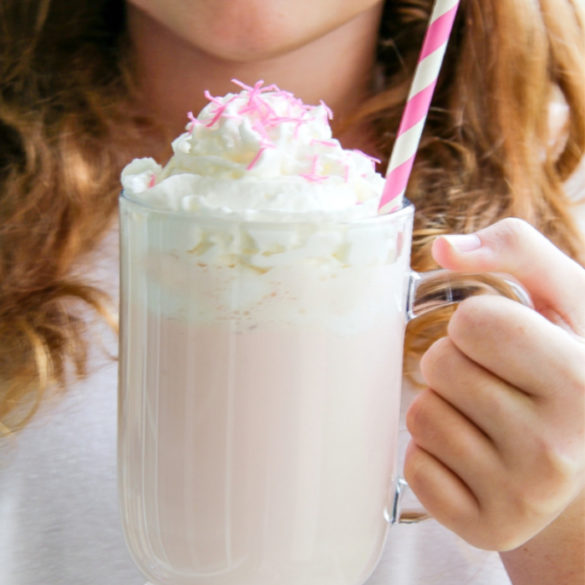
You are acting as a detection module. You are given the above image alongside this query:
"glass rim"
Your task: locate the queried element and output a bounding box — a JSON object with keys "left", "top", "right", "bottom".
{"left": 120, "top": 190, "right": 414, "bottom": 229}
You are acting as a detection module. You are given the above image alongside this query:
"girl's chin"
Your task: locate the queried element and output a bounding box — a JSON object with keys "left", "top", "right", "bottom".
{"left": 125, "top": 0, "right": 384, "bottom": 64}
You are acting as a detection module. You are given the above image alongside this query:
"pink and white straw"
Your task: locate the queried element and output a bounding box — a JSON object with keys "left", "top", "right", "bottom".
{"left": 378, "top": 0, "right": 461, "bottom": 214}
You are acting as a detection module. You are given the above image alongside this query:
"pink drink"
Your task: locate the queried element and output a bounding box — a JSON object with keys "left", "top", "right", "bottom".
{"left": 119, "top": 81, "right": 413, "bottom": 585}
{"left": 118, "top": 205, "right": 413, "bottom": 585}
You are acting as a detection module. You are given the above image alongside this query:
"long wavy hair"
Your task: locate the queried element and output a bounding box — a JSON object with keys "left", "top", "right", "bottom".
{"left": 1, "top": 0, "right": 584, "bottom": 433}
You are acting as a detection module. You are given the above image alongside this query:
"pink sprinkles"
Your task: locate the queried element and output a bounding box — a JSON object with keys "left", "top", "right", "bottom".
{"left": 300, "top": 154, "right": 327, "bottom": 183}
{"left": 189, "top": 80, "right": 376, "bottom": 183}
{"left": 186, "top": 111, "right": 201, "bottom": 133}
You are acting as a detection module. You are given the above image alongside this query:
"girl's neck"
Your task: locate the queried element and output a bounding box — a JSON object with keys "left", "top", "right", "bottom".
{"left": 126, "top": 4, "right": 383, "bottom": 153}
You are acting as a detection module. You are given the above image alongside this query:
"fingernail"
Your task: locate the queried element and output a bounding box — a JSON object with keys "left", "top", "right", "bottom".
{"left": 441, "top": 234, "right": 482, "bottom": 252}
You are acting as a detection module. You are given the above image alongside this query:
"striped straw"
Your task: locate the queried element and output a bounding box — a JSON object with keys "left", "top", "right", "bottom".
{"left": 378, "top": 0, "right": 461, "bottom": 214}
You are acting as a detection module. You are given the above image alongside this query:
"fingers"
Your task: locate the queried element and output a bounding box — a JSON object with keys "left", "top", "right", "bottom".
{"left": 445, "top": 294, "right": 585, "bottom": 400}
{"left": 419, "top": 335, "right": 534, "bottom": 442}
{"left": 409, "top": 331, "right": 585, "bottom": 550}
{"left": 431, "top": 217, "right": 585, "bottom": 335}
{"left": 405, "top": 387, "right": 499, "bottom": 500}
{"left": 404, "top": 442, "right": 482, "bottom": 541}
{"left": 419, "top": 330, "right": 585, "bottom": 482}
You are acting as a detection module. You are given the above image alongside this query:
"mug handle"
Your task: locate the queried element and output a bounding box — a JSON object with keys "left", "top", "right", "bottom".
{"left": 391, "top": 269, "right": 533, "bottom": 525}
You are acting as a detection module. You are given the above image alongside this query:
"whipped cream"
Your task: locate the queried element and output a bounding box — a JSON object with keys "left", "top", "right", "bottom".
{"left": 121, "top": 83, "right": 411, "bottom": 335}
{"left": 121, "top": 80, "right": 385, "bottom": 221}
{"left": 120, "top": 81, "right": 409, "bottom": 329}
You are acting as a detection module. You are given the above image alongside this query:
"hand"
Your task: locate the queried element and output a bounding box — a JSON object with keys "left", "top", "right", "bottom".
{"left": 404, "top": 218, "right": 585, "bottom": 553}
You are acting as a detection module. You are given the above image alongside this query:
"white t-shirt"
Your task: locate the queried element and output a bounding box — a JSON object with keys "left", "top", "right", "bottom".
{"left": 1, "top": 180, "right": 583, "bottom": 585}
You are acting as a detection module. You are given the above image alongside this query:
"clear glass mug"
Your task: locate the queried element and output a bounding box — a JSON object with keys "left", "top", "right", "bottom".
{"left": 118, "top": 194, "right": 530, "bottom": 585}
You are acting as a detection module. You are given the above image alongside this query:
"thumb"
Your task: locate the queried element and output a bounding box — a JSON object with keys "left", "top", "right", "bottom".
{"left": 431, "top": 218, "right": 585, "bottom": 335}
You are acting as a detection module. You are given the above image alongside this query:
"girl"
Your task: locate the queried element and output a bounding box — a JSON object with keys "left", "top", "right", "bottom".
{"left": 1, "top": 1, "right": 584, "bottom": 583}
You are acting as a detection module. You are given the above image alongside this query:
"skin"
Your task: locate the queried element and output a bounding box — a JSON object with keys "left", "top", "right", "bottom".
{"left": 126, "top": 0, "right": 384, "bottom": 150}
{"left": 125, "top": 2, "right": 585, "bottom": 582}
{"left": 411, "top": 219, "right": 585, "bottom": 583}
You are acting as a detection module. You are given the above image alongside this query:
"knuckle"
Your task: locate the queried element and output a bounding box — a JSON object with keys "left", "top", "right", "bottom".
{"left": 456, "top": 503, "right": 521, "bottom": 551}
{"left": 474, "top": 488, "right": 541, "bottom": 551}
{"left": 535, "top": 435, "right": 580, "bottom": 485}
{"left": 504, "top": 476, "right": 542, "bottom": 518}
{"left": 448, "top": 295, "right": 493, "bottom": 339}
{"left": 507, "top": 436, "right": 581, "bottom": 518}
{"left": 492, "top": 217, "right": 535, "bottom": 250}
{"left": 405, "top": 391, "right": 433, "bottom": 437}
{"left": 476, "top": 525, "right": 516, "bottom": 551}
{"left": 482, "top": 527, "right": 527, "bottom": 552}
{"left": 445, "top": 507, "right": 481, "bottom": 544}
{"left": 420, "top": 336, "right": 452, "bottom": 379}
{"left": 447, "top": 294, "right": 515, "bottom": 348}
{"left": 568, "top": 344, "right": 585, "bottom": 395}
{"left": 403, "top": 442, "right": 427, "bottom": 488}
